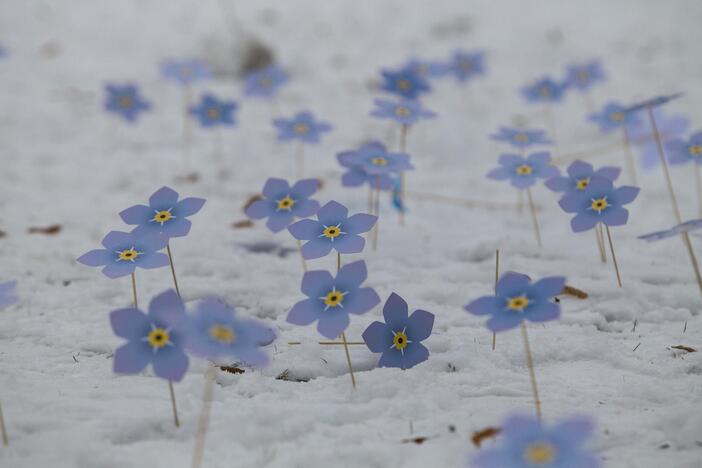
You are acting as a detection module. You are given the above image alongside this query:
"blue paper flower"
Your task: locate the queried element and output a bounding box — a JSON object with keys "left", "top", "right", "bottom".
{"left": 104, "top": 84, "right": 151, "bottom": 122}
{"left": 564, "top": 60, "right": 605, "bottom": 92}
{"left": 244, "top": 64, "right": 289, "bottom": 98}
{"left": 189, "top": 94, "right": 238, "bottom": 128}
{"left": 379, "top": 67, "right": 431, "bottom": 100}
{"left": 624, "top": 93, "right": 684, "bottom": 114}
{"left": 245, "top": 178, "right": 320, "bottom": 232}
{"left": 337, "top": 141, "right": 413, "bottom": 177}
{"left": 119, "top": 186, "right": 206, "bottom": 240}
{"left": 272, "top": 111, "right": 332, "bottom": 144}
{"left": 666, "top": 131, "right": 702, "bottom": 166}
{"left": 449, "top": 50, "right": 485, "bottom": 83}
{"left": 110, "top": 290, "right": 188, "bottom": 381}
{"left": 77, "top": 231, "right": 169, "bottom": 278}
{"left": 287, "top": 260, "right": 380, "bottom": 339}
{"left": 588, "top": 102, "right": 641, "bottom": 133}
{"left": 464, "top": 272, "right": 565, "bottom": 332}
{"left": 362, "top": 293, "right": 434, "bottom": 369}
{"left": 288, "top": 201, "right": 377, "bottom": 259}
{"left": 521, "top": 77, "right": 565, "bottom": 104}
{"left": 639, "top": 219, "right": 702, "bottom": 242}
{"left": 370, "top": 98, "right": 436, "bottom": 126}
{"left": 490, "top": 127, "right": 552, "bottom": 149}
{"left": 558, "top": 177, "right": 639, "bottom": 232}
{"left": 160, "top": 59, "right": 211, "bottom": 86}
{"left": 337, "top": 142, "right": 398, "bottom": 190}
{"left": 185, "top": 297, "right": 271, "bottom": 366}
{"left": 626, "top": 108, "right": 689, "bottom": 170}
{"left": 545, "top": 160, "right": 620, "bottom": 193}
{"left": 403, "top": 58, "right": 450, "bottom": 79}
{"left": 472, "top": 414, "right": 600, "bottom": 468}
{"left": 487, "top": 152, "right": 558, "bottom": 189}
{"left": 0, "top": 281, "right": 18, "bottom": 309}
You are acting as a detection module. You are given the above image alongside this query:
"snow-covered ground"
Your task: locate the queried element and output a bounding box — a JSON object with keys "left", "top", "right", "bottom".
{"left": 1, "top": 1, "right": 702, "bottom": 467}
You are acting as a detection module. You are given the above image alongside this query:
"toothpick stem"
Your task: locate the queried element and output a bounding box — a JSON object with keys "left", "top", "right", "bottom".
{"left": 166, "top": 243, "right": 182, "bottom": 297}
{"left": 520, "top": 323, "right": 542, "bottom": 422}
{"left": 168, "top": 381, "right": 180, "bottom": 428}
{"left": 191, "top": 365, "right": 217, "bottom": 468}
{"left": 605, "top": 225, "right": 622, "bottom": 288}
{"left": 526, "top": 188, "right": 542, "bottom": 248}
{"left": 131, "top": 272, "right": 138, "bottom": 308}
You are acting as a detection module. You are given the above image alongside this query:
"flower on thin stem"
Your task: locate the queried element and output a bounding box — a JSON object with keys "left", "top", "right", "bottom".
{"left": 362, "top": 293, "right": 434, "bottom": 369}
{"left": 521, "top": 77, "right": 566, "bottom": 104}
{"left": 472, "top": 414, "right": 600, "bottom": 468}
{"left": 487, "top": 152, "right": 558, "bottom": 189}
{"left": 403, "top": 58, "right": 450, "bottom": 79}
{"left": 448, "top": 50, "right": 485, "bottom": 83}
{"left": 287, "top": 260, "right": 380, "bottom": 339}
{"left": 273, "top": 111, "right": 332, "bottom": 144}
{"left": 288, "top": 201, "right": 377, "bottom": 259}
{"left": 666, "top": 131, "right": 702, "bottom": 166}
{"left": 120, "top": 186, "right": 206, "bottom": 239}
{"left": 189, "top": 94, "right": 238, "bottom": 128}
{"left": 160, "top": 59, "right": 211, "bottom": 86}
{"left": 244, "top": 64, "right": 289, "bottom": 98}
{"left": 464, "top": 272, "right": 565, "bottom": 332}
{"left": 77, "top": 231, "right": 169, "bottom": 278}
{"left": 588, "top": 102, "right": 640, "bottom": 133}
{"left": 545, "top": 160, "right": 620, "bottom": 193}
{"left": 186, "top": 297, "right": 271, "bottom": 366}
{"left": 110, "top": 289, "right": 188, "bottom": 381}
{"left": 337, "top": 142, "right": 399, "bottom": 190}
{"left": 626, "top": 108, "right": 689, "bottom": 170}
{"left": 490, "top": 127, "right": 552, "bottom": 149}
{"left": 379, "top": 67, "right": 431, "bottom": 100}
{"left": 338, "top": 142, "right": 413, "bottom": 177}
{"left": 558, "top": 177, "right": 639, "bottom": 232}
{"left": 564, "top": 60, "right": 605, "bottom": 92}
{"left": 639, "top": 218, "right": 702, "bottom": 242}
{"left": 245, "top": 178, "right": 320, "bottom": 232}
{"left": 623, "top": 93, "right": 684, "bottom": 114}
{"left": 370, "top": 98, "right": 436, "bottom": 126}
{"left": 104, "top": 84, "right": 151, "bottom": 122}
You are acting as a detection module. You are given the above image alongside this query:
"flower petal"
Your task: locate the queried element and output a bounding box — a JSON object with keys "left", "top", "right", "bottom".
{"left": 531, "top": 277, "right": 566, "bottom": 299}
{"left": 378, "top": 348, "right": 404, "bottom": 368}
{"left": 345, "top": 287, "right": 380, "bottom": 315}
{"left": 559, "top": 192, "right": 584, "bottom": 213}
{"left": 601, "top": 206, "right": 629, "bottom": 227}
{"left": 101, "top": 231, "right": 132, "bottom": 249}
{"left": 110, "top": 308, "right": 149, "bottom": 339}
{"left": 571, "top": 213, "right": 599, "bottom": 232}
{"left": 153, "top": 348, "right": 189, "bottom": 382}
{"left": 287, "top": 299, "right": 322, "bottom": 326}
{"left": 464, "top": 296, "right": 500, "bottom": 316}
{"left": 317, "top": 311, "right": 350, "bottom": 339}
{"left": 383, "top": 293, "right": 409, "bottom": 330}
{"left": 401, "top": 342, "right": 429, "bottom": 369}
{"left": 495, "top": 272, "right": 531, "bottom": 297}
{"left": 291, "top": 178, "right": 319, "bottom": 198}
{"left": 344, "top": 213, "right": 378, "bottom": 235}
{"left": 406, "top": 309, "right": 434, "bottom": 342}
{"left": 362, "top": 321, "right": 391, "bottom": 353}
{"left": 613, "top": 186, "right": 640, "bottom": 205}
{"left": 149, "top": 289, "right": 185, "bottom": 325}
{"left": 262, "top": 178, "right": 290, "bottom": 198}
{"left": 293, "top": 199, "right": 320, "bottom": 218}
{"left": 545, "top": 176, "right": 571, "bottom": 192}
{"left": 333, "top": 234, "right": 365, "bottom": 254}
{"left": 113, "top": 342, "right": 150, "bottom": 375}
{"left": 119, "top": 204, "right": 151, "bottom": 225}
{"left": 317, "top": 200, "right": 348, "bottom": 225}
{"left": 567, "top": 160, "right": 593, "bottom": 178}
{"left": 266, "top": 211, "right": 295, "bottom": 233}
{"left": 77, "top": 249, "right": 111, "bottom": 267}
{"left": 301, "top": 238, "right": 332, "bottom": 259}
{"left": 288, "top": 219, "right": 320, "bottom": 240}
{"left": 498, "top": 154, "right": 523, "bottom": 166}
{"left": 176, "top": 197, "right": 206, "bottom": 217}
{"left": 526, "top": 151, "right": 551, "bottom": 168}
{"left": 137, "top": 252, "right": 170, "bottom": 269}
{"left": 486, "top": 311, "right": 523, "bottom": 332}
{"left": 102, "top": 262, "right": 136, "bottom": 278}
{"left": 525, "top": 302, "right": 560, "bottom": 323}
{"left": 245, "top": 199, "right": 272, "bottom": 220}
{"left": 301, "top": 270, "right": 334, "bottom": 298}
{"left": 335, "top": 260, "right": 367, "bottom": 289}
{"left": 149, "top": 186, "right": 179, "bottom": 207}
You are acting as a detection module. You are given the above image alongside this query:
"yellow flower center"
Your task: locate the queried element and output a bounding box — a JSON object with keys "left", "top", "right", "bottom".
{"left": 392, "top": 330, "right": 409, "bottom": 350}
{"left": 276, "top": 196, "right": 295, "bottom": 211}
{"left": 294, "top": 123, "right": 309, "bottom": 134}
{"left": 394, "top": 106, "right": 411, "bottom": 117}
{"left": 152, "top": 209, "right": 173, "bottom": 225}
{"left": 322, "top": 289, "right": 345, "bottom": 309}
{"left": 397, "top": 79, "right": 411, "bottom": 90}
{"left": 460, "top": 60, "right": 473, "bottom": 71}
{"left": 523, "top": 442, "right": 556, "bottom": 465}
{"left": 371, "top": 156, "right": 389, "bottom": 166}
{"left": 507, "top": 295, "right": 529, "bottom": 312}
{"left": 516, "top": 164, "right": 533, "bottom": 176}
{"left": 322, "top": 225, "right": 342, "bottom": 239}
{"left": 259, "top": 77, "right": 272, "bottom": 88}
{"left": 147, "top": 328, "right": 170, "bottom": 349}
{"left": 206, "top": 107, "right": 221, "bottom": 120}
{"left": 514, "top": 133, "right": 529, "bottom": 143}
{"left": 577, "top": 70, "right": 590, "bottom": 82}
{"left": 576, "top": 178, "right": 590, "bottom": 190}
{"left": 117, "top": 247, "right": 141, "bottom": 262}
{"left": 118, "top": 96, "right": 133, "bottom": 108}
{"left": 591, "top": 197, "right": 609, "bottom": 213}
{"left": 209, "top": 324, "right": 236, "bottom": 344}
{"left": 538, "top": 86, "right": 552, "bottom": 98}
{"left": 689, "top": 145, "right": 702, "bottom": 156}
{"left": 610, "top": 111, "right": 625, "bottom": 122}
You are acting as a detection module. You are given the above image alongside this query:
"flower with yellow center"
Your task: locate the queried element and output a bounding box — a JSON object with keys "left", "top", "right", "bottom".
{"left": 392, "top": 329, "right": 409, "bottom": 352}
{"left": 320, "top": 224, "right": 343, "bottom": 240}
{"left": 516, "top": 164, "right": 533, "bottom": 176}
{"left": 293, "top": 123, "right": 309, "bottom": 134}
{"left": 276, "top": 196, "right": 295, "bottom": 211}
{"left": 538, "top": 86, "right": 552, "bottom": 98}
{"left": 590, "top": 197, "right": 609, "bottom": 213}
{"left": 523, "top": 441, "right": 556, "bottom": 465}
{"left": 320, "top": 287, "right": 348, "bottom": 311}
{"left": 371, "top": 156, "right": 389, "bottom": 166}
{"left": 146, "top": 327, "right": 170, "bottom": 350}
{"left": 610, "top": 111, "right": 625, "bottom": 122}
{"left": 116, "top": 247, "right": 142, "bottom": 262}
{"left": 206, "top": 107, "right": 221, "bottom": 120}
{"left": 576, "top": 178, "right": 590, "bottom": 190}
{"left": 688, "top": 144, "right": 702, "bottom": 156}
{"left": 259, "top": 77, "right": 273, "bottom": 88}
{"left": 506, "top": 295, "right": 529, "bottom": 312}
{"left": 209, "top": 324, "right": 236, "bottom": 344}
{"left": 577, "top": 70, "right": 590, "bottom": 83}
{"left": 460, "top": 60, "right": 473, "bottom": 72}
{"left": 394, "top": 106, "right": 411, "bottom": 117}
{"left": 151, "top": 209, "right": 174, "bottom": 226}
{"left": 118, "top": 96, "right": 133, "bottom": 108}
{"left": 397, "top": 79, "right": 411, "bottom": 91}
{"left": 514, "top": 133, "right": 529, "bottom": 143}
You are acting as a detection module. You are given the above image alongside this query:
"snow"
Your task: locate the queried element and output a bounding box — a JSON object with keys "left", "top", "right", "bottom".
{"left": 1, "top": 0, "right": 702, "bottom": 467}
